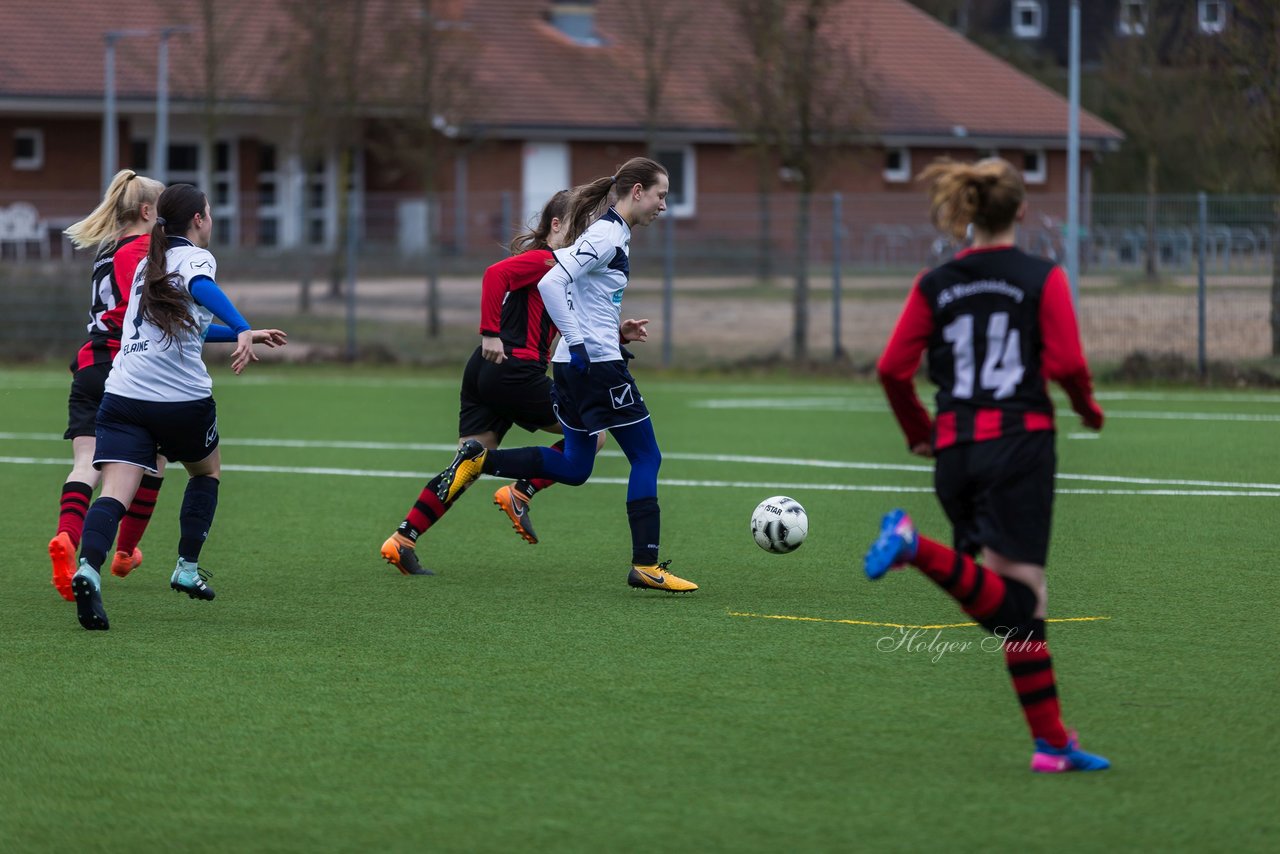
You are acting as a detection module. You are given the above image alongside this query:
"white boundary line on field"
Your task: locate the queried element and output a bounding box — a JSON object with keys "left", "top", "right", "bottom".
{"left": 2, "top": 455, "right": 1277, "bottom": 498}
{"left": 4, "top": 431, "right": 1280, "bottom": 491}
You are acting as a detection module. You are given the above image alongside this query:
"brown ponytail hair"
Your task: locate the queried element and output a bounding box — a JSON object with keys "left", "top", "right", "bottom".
{"left": 64, "top": 169, "right": 164, "bottom": 249}
{"left": 562, "top": 156, "right": 668, "bottom": 244}
{"left": 140, "top": 183, "right": 208, "bottom": 344}
{"left": 510, "top": 190, "right": 572, "bottom": 254}
{"left": 918, "top": 157, "right": 1025, "bottom": 241}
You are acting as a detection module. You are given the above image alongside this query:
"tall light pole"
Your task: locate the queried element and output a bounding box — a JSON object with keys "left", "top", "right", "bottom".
{"left": 101, "top": 29, "right": 150, "bottom": 193}
{"left": 155, "top": 26, "right": 195, "bottom": 186}
{"left": 1066, "top": 0, "right": 1081, "bottom": 303}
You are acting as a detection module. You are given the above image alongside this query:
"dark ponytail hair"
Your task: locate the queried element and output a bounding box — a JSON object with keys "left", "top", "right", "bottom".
{"left": 510, "top": 190, "right": 572, "bottom": 254}
{"left": 562, "top": 156, "right": 667, "bottom": 244}
{"left": 140, "top": 183, "right": 208, "bottom": 344}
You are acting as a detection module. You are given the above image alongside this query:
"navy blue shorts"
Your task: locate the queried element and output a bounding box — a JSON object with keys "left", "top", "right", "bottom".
{"left": 94, "top": 393, "right": 220, "bottom": 474}
{"left": 551, "top": 360, "right": 650, "bottom": 435}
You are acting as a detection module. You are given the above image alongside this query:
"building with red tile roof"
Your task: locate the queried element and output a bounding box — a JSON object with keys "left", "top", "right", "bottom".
{"left": 0, "top": 0, "right": 1121, "bottom": 254}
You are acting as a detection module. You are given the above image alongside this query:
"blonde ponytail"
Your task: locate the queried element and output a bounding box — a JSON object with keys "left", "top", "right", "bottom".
{"left": 64, "top": 169, "right": 164, "bottom": 249}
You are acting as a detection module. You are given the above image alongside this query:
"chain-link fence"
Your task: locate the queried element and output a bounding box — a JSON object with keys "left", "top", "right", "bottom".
{"left": 2, "top": 191, "right": 1276, "bottom": 369}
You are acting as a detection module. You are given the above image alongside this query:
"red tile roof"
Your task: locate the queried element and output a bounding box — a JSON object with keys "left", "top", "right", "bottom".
{"left": 0, "top": 0, "right": 1120, "bottom": 144}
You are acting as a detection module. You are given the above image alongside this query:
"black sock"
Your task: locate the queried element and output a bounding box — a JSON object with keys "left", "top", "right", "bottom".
{"left": 482, "top": 447, "right": 545, "bottom": 480}
{"left": 80, "top": 497, "right": 126, "bottom": 571}
{"left": 626, "top": 497, "right": 660, "bottom": 566}
{"left": 179, "top": 476, "right": 220, "bottom": 562}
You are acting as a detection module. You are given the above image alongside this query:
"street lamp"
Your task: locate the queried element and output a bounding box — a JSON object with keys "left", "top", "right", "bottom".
{"left": 102, "top": 29, "right": 150, "bottom": 193}
{"left": 155, "top": 26, "right": 196, "bottom": 186}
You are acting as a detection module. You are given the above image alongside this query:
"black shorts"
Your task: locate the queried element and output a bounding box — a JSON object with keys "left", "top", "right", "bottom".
{"left": 64, "top": 361, "right": 112, "bottom": 440}
{"left": 933, "top": 430, "right": 1056, "bottom": 566}
{"left": 551, "top": 359, "right": 650, "bottom": 436}
{"left": 94, "top": 393, "right": 219, "bottom": 474}
{"left": 457, "top": 348, "right": 556, "bottom": 442}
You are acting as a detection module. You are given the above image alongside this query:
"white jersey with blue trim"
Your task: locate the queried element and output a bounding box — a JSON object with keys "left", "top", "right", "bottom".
{"left": 105, "top": 239, "right": 217, "bottom": 402}
{"left": 546, "top": 207, "right": 631, "bottom": 364}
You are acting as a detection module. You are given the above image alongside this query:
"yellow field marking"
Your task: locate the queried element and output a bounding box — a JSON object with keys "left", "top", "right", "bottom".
{"left": 728, "top": 611, "right": 1111, "bottom": 630}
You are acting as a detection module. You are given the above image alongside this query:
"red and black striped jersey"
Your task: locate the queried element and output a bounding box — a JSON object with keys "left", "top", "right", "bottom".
{"left": 878, "top": 245, "right": 1103, "bottom": 452}
{"left": 478, "top": 249, "right": 559, "bottom": 364}
{"left": 74, "top": 234, "right": 149, "bottom": 369}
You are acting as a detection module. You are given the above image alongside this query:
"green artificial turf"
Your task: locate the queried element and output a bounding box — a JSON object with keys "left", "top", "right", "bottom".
{"left": 1, "top": 366, "right": 1276, "bottom": 852}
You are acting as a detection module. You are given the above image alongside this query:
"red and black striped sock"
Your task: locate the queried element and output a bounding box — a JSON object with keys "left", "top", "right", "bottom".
{"left": 1005, "top": 621, "right": 1069, "bottom": 748}
{"left": 56, "top": 481, "right": 93, "bottom": 547}
{"left": 524, "top": 440, "right": 566, "bottom": 495}
{"left": 912, "top": 536, "right": 1070, "bottom": 747}
{"left": 912, "top": 536, "right": 1008, "bottom": 623}
{"left": 117, "top": 474, "right": 163, "bottom": 554}
{"left": 396, "top": 474, "right": 449, "bottom": 542}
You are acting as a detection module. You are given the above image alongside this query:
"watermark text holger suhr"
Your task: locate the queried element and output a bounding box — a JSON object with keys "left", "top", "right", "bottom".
{"left": 876, "top": 627, "right": 1044, "bottom": 663}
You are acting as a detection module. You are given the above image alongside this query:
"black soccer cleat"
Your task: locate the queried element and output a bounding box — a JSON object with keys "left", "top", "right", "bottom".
{"left": 71, "top": 562, "right": 109, "bottom": 630}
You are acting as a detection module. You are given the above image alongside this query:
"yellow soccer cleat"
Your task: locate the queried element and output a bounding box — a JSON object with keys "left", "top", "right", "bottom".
{"left": 627, "top": 560, "right": 698, "bottom": 593}
{"left": 434, "top": 439, "right": 488, "bottom": 505}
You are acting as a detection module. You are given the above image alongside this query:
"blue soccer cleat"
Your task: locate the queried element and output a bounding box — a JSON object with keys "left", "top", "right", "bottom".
{"left": 71, "top": 560, "right": 109, "bottom": 630}
{"left": 170, "top": 558, "right": 215, "bottom": 601}
{"left": 863, "top": 509, "right": 918, "bottom": 580}
{"left": 1031, "top": 731, "right": 1111, "bottom": 773}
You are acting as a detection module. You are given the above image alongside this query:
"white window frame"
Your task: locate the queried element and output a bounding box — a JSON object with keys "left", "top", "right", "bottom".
{"left": 1022, "top": 148, "right": 1046, "bottom": 185}
{"left": 1117, "top": 0, "right": 1147, "bottom": 36}
{"left": 883, "top": 146, "right": 910, "bottom": 183}
{"left": 13, "top": 128, "right": 44, "bottom": 170}
{"left": 1198, "top": 1, "right": 1227, "bottom": 35}
{"left": 653, "top": 144, "right": 697, "bottom": 218}
{"left": 1011, "top": 0, "right": 1044, "bottom": 40}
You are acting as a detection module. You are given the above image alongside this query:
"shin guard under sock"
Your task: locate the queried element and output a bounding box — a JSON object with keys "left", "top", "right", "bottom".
{"left": 57, "top": 481, "right": 94, "bottom": 547}
{"left": 626, "top": 497, "right": 661, "bottom": 566}
{"left": 80, "top": 497, "right": 127, "bottom": 571}
{"left": 178, "top": 476, "right": 219, "bottom": 562}
{"left": 117, "top": 474, "right": 163, "bottom": 554}
{"left": 1004, "top": 619, "right": 1069, "bottom": 747}
{"left": 397, "top": 473, "right": 449, "bottom": 543}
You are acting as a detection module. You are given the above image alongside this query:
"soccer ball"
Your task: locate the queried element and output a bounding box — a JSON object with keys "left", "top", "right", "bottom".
{"left": 750, "top": 496, "right": 809, "bottom": 554}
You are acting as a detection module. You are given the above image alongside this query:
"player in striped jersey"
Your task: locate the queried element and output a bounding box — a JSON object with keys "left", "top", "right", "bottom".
{"left": 422, "top": 157, "right": 697, "bottom": 593}
{"left": 863, "top": 157, "right": 1109, "bottom": 772}
{"left": 69, "top": 184, "right": 286, "bottom": 630}
{"left": 49, "top": 170, "right": 166, "bottom": 601}
{"left": 380, "top": 191, "right": 639, "bottom": 574}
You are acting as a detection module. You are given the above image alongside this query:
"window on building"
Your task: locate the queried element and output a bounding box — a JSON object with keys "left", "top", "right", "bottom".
{"left": 1022, "top": 149, "right": 1046, "bottom": 185}
{"left": 1011, "top": 0, "right": 1044, "bottom": 39}
{"left": 1117, "top": 0, "right": 1146, "bottom": 36}
{"left": 653, "top": 145, "right": 696, "bottom": 218}
{"left": 130, "top": 139, "right": 149, "bottom": 171}
{"left": 883, "top": 147, "right": 910, "bottom": 183}
{"left": 13, "top": 128, "right": 44, "bottom": 170}
{"left": 1198, "top": 0, "right": 1226, "bottom": 34}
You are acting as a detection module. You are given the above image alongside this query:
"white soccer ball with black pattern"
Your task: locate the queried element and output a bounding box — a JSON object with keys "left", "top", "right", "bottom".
{"left": 750, "top": 496, "right": 809, "bottom": 554}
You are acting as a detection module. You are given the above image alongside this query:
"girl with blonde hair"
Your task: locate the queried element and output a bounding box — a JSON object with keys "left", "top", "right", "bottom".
{"left": 49, "top": 169, "right": 166, "bottom": 600}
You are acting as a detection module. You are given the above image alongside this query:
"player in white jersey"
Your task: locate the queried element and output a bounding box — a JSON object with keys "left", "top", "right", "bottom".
{"left": 421, "top": 157, "right": 697, "bottom": 592}
{"left": 69, "top": 183, "right": 286, "bottom": 631}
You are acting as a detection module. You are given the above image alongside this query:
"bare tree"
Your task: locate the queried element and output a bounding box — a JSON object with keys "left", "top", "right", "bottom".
{"left": 719, "top": 0, "right": 874, "bottom": 360}
{"left": 369, "top": 0, "right": 477, "bottom": 337}
{"left": 1095, "top": 1, "right": 1210, "bottom": 281}
{"left": 615, "top": 0, "right": 687, "bottom": 153}
{"left": 1210, "top": 0, "right": 1280, "bottom": 354}
{"left": 274, "top": 0, "right": 376, "bottom": 302}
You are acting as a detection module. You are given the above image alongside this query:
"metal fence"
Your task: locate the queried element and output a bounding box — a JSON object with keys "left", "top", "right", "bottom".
{"left": 2, "top": 191, "right": 1276, "bottom": 369}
